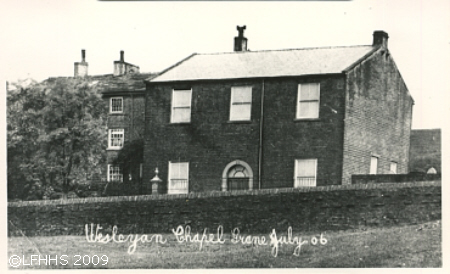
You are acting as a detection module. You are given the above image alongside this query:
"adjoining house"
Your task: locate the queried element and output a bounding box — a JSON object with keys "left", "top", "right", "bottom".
{"left": 73, "top": 49, "right": 156, "bottom": 184}
{"left": 9, "top": 49, "right": 157, "bottom": 199}
{"left": 141, "top": 27, "right": 414, "bottom": 194}
{"left": 96, "top": 51, "right": 156, "bottom": 184}
{"left": 409, "top": 129, "right": 441, "bottom": 174}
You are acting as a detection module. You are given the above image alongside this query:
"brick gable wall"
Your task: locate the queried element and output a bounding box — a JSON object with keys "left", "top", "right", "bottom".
{"left": 342, "top": 49, "right": 413, "bottom": 181}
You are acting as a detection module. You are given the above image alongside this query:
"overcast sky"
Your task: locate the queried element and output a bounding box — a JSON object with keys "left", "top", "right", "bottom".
{"left": 2, "top": 0, "right": 449, "bottom": 130}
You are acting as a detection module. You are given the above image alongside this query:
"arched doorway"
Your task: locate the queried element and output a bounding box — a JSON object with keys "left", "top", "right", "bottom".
{"left": 221, "top": 160, "right": 253, "bottom": 191}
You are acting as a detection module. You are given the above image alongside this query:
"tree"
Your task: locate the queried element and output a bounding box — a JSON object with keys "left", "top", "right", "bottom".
{"left": 7, "top": 77, "right": 107, "bottom": 200}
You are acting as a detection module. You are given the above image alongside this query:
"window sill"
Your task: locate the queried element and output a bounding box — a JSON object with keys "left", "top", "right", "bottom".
{"left": 109, "top": 112, "right": 124, "bottom": 115}
{"left": 107, "top": 147, "right": 123, "bottom": 151}
{"left": 227, "top": 120, "right": 252, "bottom": 124}
{"left": 294, "top": 118, "right": 321, "bottom": 122}
{"left": 169, "top": 122, "right": 191, "bottom": 125}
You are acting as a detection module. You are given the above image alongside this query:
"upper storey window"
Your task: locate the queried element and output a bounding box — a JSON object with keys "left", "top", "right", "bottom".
{"left": 110, "top": 97, "right": 123, "bottom": 113}
{"left": 230, "top": 86, "right": 252, "bottom": 121}
{"left": 171, "top": 89, "right": 192, "bottom": 123}
{"left": 296, "top": 83, "right": 320, "bottom": 119}
{"left": 108, "top": 129, "right": 124, "bottom": 149}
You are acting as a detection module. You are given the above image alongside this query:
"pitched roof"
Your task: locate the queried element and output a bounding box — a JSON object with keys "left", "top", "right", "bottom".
{"left": 92, "top": 73, "right": 155, "bottom": 93}
{"left": 45, "top": 73, "right": 155, "bottom": 89}
{"left": 149, "top": 45, "right": 377, "bottom": 82}
{"left": 44, "top": 73, "right": 157, "bottom": 95}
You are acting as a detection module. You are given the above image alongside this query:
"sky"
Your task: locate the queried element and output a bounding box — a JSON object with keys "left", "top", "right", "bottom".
{"left": 1, "top": 0, "right": 449, "bottom": 131}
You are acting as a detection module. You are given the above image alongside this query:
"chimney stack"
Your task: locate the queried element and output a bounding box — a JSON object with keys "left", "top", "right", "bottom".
{"left": 114, "top": 50, "right": 140, "bottom": 76}
{"left": 234, "top": 25, "right": 248, "bottom": 52}
{"left": 373, "top": 30, "right": 389, "bottom": 49}
{"left": 74, "top": 49, "right": 88, "bottom": 77}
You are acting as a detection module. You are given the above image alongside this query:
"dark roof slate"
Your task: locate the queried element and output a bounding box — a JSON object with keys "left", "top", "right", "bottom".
{"left": 45, "top": 73, "right": 157, "bottom": 94}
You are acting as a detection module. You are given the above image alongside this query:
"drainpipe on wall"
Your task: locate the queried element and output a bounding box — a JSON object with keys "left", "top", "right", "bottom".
{"left": 130, "top": 92, "right": 134, "bottom": 139}
{"left": 258, "top": 79, "right": 265, "bottom": 190}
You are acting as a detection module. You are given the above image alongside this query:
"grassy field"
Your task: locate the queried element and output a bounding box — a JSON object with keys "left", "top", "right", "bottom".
{"left": 8, "top": 220, "right": 441, "bottom": 269}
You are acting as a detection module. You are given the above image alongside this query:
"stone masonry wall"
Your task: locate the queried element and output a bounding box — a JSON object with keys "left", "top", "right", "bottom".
{"left": 105, "top": 94, "right": 145, "bottom": 180}
{"left": 352, "top": 174, "right": 441, "bottom": 184}
{"left": 8, "top": 181, "right": 441, "bottom": 237}
{"left": 106, "top": 94, "right": 145, "bottom": 149}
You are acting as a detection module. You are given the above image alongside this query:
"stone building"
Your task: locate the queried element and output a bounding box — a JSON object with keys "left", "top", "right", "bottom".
{"left": 142, "top": 28, "right": 414, "bottom": 194}
{"left": 73, "top": 49, "right": 156, "bottom": 184}
{"left": 97, "top": 51, "right": 156, "bottom": 183}
{"left": 409, "top": 129, "right": 441, "bottom": 174}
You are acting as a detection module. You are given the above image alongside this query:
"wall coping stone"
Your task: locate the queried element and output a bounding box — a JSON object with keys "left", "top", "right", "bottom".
{"left": 8, "top": 180, "right": 441, "bottom": 208}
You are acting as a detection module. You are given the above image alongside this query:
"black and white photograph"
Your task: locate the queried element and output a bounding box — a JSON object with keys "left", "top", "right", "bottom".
{"left": 2, "top": 0, "right": 446, "bottom": 270}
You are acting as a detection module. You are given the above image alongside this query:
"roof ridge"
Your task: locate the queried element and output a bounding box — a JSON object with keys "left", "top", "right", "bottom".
{"left": 197, "top": 44, "right": 373, "bottom": 56}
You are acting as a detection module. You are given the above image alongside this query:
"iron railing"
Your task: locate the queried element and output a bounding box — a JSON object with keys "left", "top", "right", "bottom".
{"left": 294, "top": 177, "right": 317, "bottom": 188}
{"left": 168, "top": 179, "right": 189, "bottom": 194}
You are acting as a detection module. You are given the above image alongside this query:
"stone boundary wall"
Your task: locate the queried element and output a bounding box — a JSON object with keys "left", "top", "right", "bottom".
{"left": 8, "top": 181, "right": 441, "bottom": 236}
{"left": 351, "top": 174, "right": 441, "bottom": 184}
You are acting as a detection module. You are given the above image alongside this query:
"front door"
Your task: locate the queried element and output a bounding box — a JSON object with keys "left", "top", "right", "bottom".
{"left": 227, "top": 164, "right": 249, "bottom": 191}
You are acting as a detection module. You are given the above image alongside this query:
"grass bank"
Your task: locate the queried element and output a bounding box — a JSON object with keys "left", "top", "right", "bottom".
{"left": 8, "top": 220, "right": 441, "bottom": 269}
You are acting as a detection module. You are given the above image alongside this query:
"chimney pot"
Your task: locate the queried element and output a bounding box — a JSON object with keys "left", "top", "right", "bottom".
{"left": 74, "top": 49, "right": 88, "bottom": 77}
{"left": 114, "top": 50, "right": 139, "bottom": 76}
{"left": 234, "top": 25, "right": 248, "bottom": 52}
{"left": 373, "top": 30, "right": 389, "bottom": 48}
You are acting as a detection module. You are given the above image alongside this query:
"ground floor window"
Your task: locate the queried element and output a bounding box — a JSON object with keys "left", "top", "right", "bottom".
{"left": 221, "top": 160, "right": 253, "bottom": 191}
{"left": 168, "top": 162, "right": 189, "bottom": 194}
{"left": 294, "top": 159, "right": 317, "bottom": 187}
{"left": 390, "top": 162, "right": 398, "bottom": 174}
{"left": 107, "top": 164, "right": 123, "bottom": 182}
{"left": 370, "top": 156, "right": 378, "bottom": 174}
